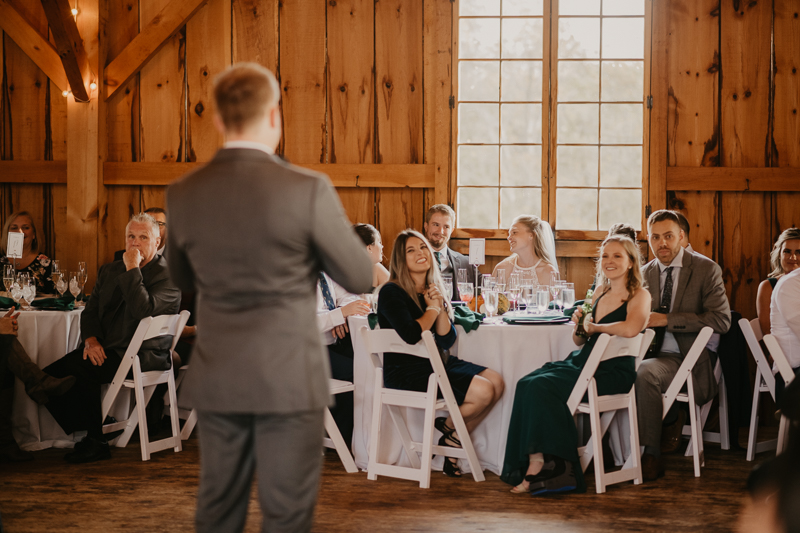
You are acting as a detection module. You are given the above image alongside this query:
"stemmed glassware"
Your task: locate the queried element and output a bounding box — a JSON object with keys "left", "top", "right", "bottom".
{"left": 460, "top": 283, "right": 474, "bottom": 307}
{"left": 51, "top": 260, "right": 62, "bottom": 294}
{"left": 21, "top": 278, "right": 35, "bottom": 310}
{"left": 442, "top": 276, "right": 453, "bottom": 302}
{"left": 457, "top": 269, "right": 467, "bottom": 286}
{"left": 55, "top": 273, "right": 68, "bottom": 298}
{"left": 521, "top": 285, "right": 534, "bottom": 315}
{"left": 507, "top": 273, "right": 520, "bottom": 312}
{"left": 76, "top": 264, "right": 88, "bottom": 303}
{"left": 3, "top": 265, "right": 14, "bottom": 297}
{"left": 562, "top": 282, "right": 576, "bottom": 310}
{"left": 483, "top": 288, "right": 499, "bottom": 322}
{"left": 69, "top": 272, "right": 82, "bottom": 304}
{"left": 536, "top": 285, "right": 549, "bottom": 315}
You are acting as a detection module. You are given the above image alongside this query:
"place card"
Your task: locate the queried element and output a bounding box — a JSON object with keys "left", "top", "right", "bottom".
{"left": 468, "top": 238, "right": 485, "bottom": 266}
{"left": 6, "top": 232, "right": 23, "bottom": 259}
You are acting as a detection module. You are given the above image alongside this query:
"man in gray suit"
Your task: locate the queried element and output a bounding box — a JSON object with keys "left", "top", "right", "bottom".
{"left": 166, "top": 63, "right": 372, "bottom": 533}
{"left": 636, "top": 209, "right": 731, "bottom": 481}
{"left": 423, "top": 204, "right": 474, "bottom": 300}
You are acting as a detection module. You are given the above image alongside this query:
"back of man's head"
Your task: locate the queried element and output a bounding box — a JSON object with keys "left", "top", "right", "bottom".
{"left": 213, "top": 63, "right": 280, "bottom": 134}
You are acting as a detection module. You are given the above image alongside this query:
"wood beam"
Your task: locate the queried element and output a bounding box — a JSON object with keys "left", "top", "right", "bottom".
{"left": 0, "top": 0, "right": 68, "bottom": 91}
{"left": 40, "top": 0, "right": 92, "bottom": 102}
{"left": 104, "top": 162, "right": 436, "bottom": 188}
{"left": 104, "top": 0, "right": 208, "bottom": 100}
{"left": 666, "top": 167, "right": 800, "bottom": 191}
{"left": 0, "top": 161, "right": 67, "bottom": 183}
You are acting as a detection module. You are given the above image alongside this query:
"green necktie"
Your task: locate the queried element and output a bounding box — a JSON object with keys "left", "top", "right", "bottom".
{"left": 435, "top": 251, "right": 442, "bottom": 270}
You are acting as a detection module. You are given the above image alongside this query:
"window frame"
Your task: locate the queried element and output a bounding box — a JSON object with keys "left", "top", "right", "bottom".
{"left": 449, "top": 0, "right": 654, "bottom": 243}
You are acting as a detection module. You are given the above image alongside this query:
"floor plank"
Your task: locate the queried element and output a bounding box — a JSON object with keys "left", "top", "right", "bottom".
{"left": 0, "top": 431, "right": 762, "bottom": 532}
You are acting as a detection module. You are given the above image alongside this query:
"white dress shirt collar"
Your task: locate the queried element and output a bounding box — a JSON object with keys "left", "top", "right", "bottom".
{"left": 223, "top": 140, "right": 275, "bottom": 155}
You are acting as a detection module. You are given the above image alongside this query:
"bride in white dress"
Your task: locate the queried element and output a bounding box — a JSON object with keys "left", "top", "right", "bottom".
{"left": 492, "top": 215, "right": 559, "bottom": 286}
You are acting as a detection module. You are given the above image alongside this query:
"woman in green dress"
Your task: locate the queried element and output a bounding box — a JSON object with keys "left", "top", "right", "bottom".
{"left": 502, "top": 235, "right": 651, "bottom": 495}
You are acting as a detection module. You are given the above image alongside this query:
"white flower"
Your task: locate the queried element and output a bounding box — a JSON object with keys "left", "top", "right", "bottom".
{"left": 39, "top": 255, "right": 51, "bottom": 267}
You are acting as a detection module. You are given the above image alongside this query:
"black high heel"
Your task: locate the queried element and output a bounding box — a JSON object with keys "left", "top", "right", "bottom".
{"left": 439, "top": 434, "right": 462, "bottom": 477}
{"left": 435, "top": 416, "right": 454, "bottom": 437}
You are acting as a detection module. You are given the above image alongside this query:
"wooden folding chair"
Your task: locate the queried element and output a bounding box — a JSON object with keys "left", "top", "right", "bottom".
{"left": 101, "top": 311, "right": 190, "bottom": 461}
{"left": 171, "top": 365, "right": 197, "bottom": 441}
{"left": 569, "top": 330, "right": 654, "bottom": 494}
{"left": 324, "top": 379, "right": 358, "bottom": 473}
{"left": 740, "top": 318, "right": 779, "bottom": 460}
{"left": 361, "top": 327, "right": 484, "bottom": 488}
{"left": 762, "top": 334, "right": 797, "bottom": 456}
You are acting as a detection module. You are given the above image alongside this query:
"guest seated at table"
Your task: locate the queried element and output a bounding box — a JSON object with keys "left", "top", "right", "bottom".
{"left": 493, "top": 215, "right": 558, "bottom": 286}
{"left": 757, "top": 228, "right": 800, "bottom": 336}
{"left": 354, "top": 223, "right": 389, "bottom": 288}
{"left": 377, "top": 229, "right": 504, "bottom": 477}
{"left": 114, "top": 207, "right": 168, "bottom": 261}
{"left": 42, "top": 213, "right": 181, "bottom": 463}
{"left": 501, "top": 235, "right": 650, "bottom": 495}
{"left": 423, "top": 204, "right": 474, "bottom": 301}
{"left": 608, "top": 222, "right": 637, "bottom": 242}
{"left": 0, "top": 211, "right": 56, "bottom": 294}
{"left": 317, "top": 271, "right": 370, "bottom": 446}
{"left": 770, "top": 262, "right": 800, "bottom": 397}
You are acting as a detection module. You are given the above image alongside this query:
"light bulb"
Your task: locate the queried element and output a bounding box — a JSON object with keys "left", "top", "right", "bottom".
{"left": 62, "top": 90, "right": 70, "bottom": 97}
{"left": 71, "top": 8, "right": 78, "bottom": 15}
{"left": 90, "top": 82, "right": 97, "bottom": 90}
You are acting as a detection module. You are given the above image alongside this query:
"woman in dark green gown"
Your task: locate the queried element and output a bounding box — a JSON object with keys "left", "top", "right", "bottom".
{"left": 501, "top": 235, "right": 652, "bottom": 495}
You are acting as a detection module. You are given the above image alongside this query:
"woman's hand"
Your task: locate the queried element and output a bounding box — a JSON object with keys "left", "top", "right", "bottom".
{"left": 341, "top": 300, "right": 371, "bottom": 318}
{"left": 424, "top": 284, "right": 444, "bottom": 309}
{"left": 583, "top": 313, "right": 596, "bottom": 335}
{"left": 0, "top": 309, "right": 20, "bottom": 336}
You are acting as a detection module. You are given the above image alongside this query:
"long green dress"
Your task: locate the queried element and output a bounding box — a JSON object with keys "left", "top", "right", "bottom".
{"left": 500, "top": 292, "right": 637, "bottom": 493}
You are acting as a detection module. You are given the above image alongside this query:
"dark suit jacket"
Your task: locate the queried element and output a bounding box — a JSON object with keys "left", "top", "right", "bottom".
{"left": 81, "top": 255, "right": 181, "bottom": 358}
{"left": 166, "top": 148, "right": 373, "bottom": 414}
{"left": 643, "top": 249, "right": 731, "bottom": 405}
{"left": 445, "top": 247, "right": 475, "bottom": 301}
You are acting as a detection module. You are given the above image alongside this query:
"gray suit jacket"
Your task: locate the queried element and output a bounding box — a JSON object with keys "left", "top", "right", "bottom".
{"left": 643, "top": 249, "right": 731, "bottom": 405}
{"left": 166, "top": 148, "right": 373, "bottom": 414}
{"left": 445, "top": 247, "right": 475, "bottom": 301}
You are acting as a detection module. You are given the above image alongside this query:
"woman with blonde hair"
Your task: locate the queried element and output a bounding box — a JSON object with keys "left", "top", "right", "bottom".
{"left": 493, "top": 215, "right": 558, "bottom": 285}
{"left": 377, "top": 229, "right": 504, "bottom": 477}
{"left": 756, "top": 228, "right": 800, "bottom": 335}
{"left": 502, "top": 235, "right": 651, "bottom": 495}
{"left": 1, "top": 211, "right": 56, "bottom": 294}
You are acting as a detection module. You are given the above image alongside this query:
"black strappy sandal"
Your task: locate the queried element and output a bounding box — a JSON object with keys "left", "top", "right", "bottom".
{"left": 439, "top": 434, "right": 463, "bottom": 477}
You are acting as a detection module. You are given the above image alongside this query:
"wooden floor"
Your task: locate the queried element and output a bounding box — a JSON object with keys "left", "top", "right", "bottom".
{"left": 1, "top": 431, "right": 768, "bottom": 532}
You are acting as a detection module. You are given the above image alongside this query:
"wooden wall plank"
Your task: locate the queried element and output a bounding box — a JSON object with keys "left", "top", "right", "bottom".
{"left": 648, "top": 0, "right": 669, "bottom": 212}
{"left": 375, "top": 0, "right": 424, "bottom": 258}
{"left": 233, "top": 0, "right": 278, "bottom": 69}
{"left": 327, "top": 0, "right": 376, "bottom": 224}
{"left": 431, "top": 0, "right": 452, "bottom": 205}
{"left": 667, "top": 0, "right": 719, "bottom": 167}
{"left": 139, "top": 0, "right": 185, "bottom": 212}
{"left": 669, "top": 191, "right": 718, "bottom": 260}
{"left": 102, "top": 0, "right": 141, "bottom": 265}
{"left": 278, "top": 0, "right": 323, "bottom": 163}
{"left": 666, "top": 166, "right": 800, "bottom": 191}
{"left": 187, "top": 0, "right": 230, "bottom": 162}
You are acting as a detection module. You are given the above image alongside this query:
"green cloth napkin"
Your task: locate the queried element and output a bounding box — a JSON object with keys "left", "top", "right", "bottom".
{"left": 562, "top": 299, "right": 584, "bottom": 319}
{"left": 0, "top": 297, "right": 20, "bottom": 310}
{"left": 31, "top": 295, "right": 75, "bottom": 311}
{"left": 454, "top": 306, "right": 484, "bottom": 332}
{"left": 368, "top": 313, "right": 379, "bottom": 330}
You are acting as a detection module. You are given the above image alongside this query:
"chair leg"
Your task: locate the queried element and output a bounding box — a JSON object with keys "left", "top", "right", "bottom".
{"left": 166, "top": 369, "right": 182, "bottom": 453}
{"left": 718, "top": 373, "right": 730, "bottom": 450}
{"left": 180, "top": 409, "right": 198, "bottom": 441}
{"left": 746, "top": 373, "right": 763, "bottom": 461}
{"left": 628, "top": 390, "right": 643, "bottom": 485}
{"left": 387, "top": 405, "right": 422, "bottom": 470}
{"left": 324, "top": 407, "right": 358, "bottom": 473}
{"left": 587, "top": 384, "right": 605, "bottom": 494}
{"left": 777, "top": 416, "right": 788, "bottom": 456}
{"left": 366, "top": 374, "right": 384, "bottom": 481}
{"left": 132, "top": 361, "right": 151, "bottom": 461}
{"left": 688, "top": 402, "right": 703, "bottom": 477}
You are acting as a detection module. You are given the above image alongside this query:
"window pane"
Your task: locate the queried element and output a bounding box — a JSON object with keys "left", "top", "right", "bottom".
{"left": 501, "top": 104, "right": 542, "bottom": 143}
{"left": 458, "top": 188, "right": 499, "bottom": 229}
{"left": 602, "top": 19, "right": 644, "bottom": 59}
{"left": 504, "top": 0, "right": 543, "bottom": 16}
{"left": 600, "top": 146, "right": 642, "bottom": 187}
{"left": 599, "top": 189, "right": 641, "bottom": 230}
{"left": 460, "top": 0, "right": 500, "bottom": 16}
{"left": 502, "top": 19, "right": 543, "bottom": 59}
{"left": 600, "top": 104, "right": 642, "bottom": 144}
{"left": 602, "top": 61, "right": 644, "bottom": 102}
{"left": 558, "top": 104, "right": 599, "bottom": 143}
{"left": 501, "top": 145, "right": 542, "bottom": 186}
{"left": 556, "top": 189, "right": 598, "bottom": 230}
{"left": 502, "top": 61, "right": 542, "bottom": 102}
{"left": 559, "top": 0, "right": 600, "bottom": 15}
{"left": 557, "top": 146, "right": 598, "bottom": 187}
{"left": 459, "top": 104, "right": 499, "bottom": 143}
{"left": 459, "top": 19, "right": 500, "bottom": 59}
{"left": 501, "top": 188, "right": 542, "bottom": 228}
{"left": 459, "top": 61, "right": 500, "bottom": 102}
{"left": 458, "top": 146, "right": 499, "bottom": 186}
{"left": 558, "top": 61, "right": 599, "bottom": 102}
{"left": 559, "top": 18, "right": 600, "bottom": 59}
{"left": 603, "top": 0, "right": 645, "bottom": 16}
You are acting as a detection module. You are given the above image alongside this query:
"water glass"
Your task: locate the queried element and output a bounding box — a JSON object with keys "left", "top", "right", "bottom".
{"left": 443, "top": 276, "right": 453, "bottom": 302}
{"left": 457, "top": 268, "right": 467, "bottom": 285}
{"left": 484, "top": 289, "right": 498, "bottom": 320}
{"left": 536, "top": 286, "right": 549, "bottom": 315}
{"left": 482, "top": 275, "right": 496, "bottom": 290}
{"left": 507, "top": 274, "right": 520, "bottom": 311}
{"left": 22, "top": 279, "right": 35, "bottom": 310}
{"left": 55, "top": 275, "right": 68, "bottom": 298}
{"left": 562, "top": 283, "right": 576, "bottom": 309}
{"left": 3, "top": 264, "right": 14, "bottom": 295}
{"left": 69, "top": 273, "right": 82, "bottom": 301}
{"left": 521, "top": 285, "right": 534, "bottom": 314}
{"left": 460, "top": 283, "right": 474, "bottom": 305}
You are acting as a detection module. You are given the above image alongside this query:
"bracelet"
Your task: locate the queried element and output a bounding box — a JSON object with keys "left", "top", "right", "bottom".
{"left": 426, "top": 306, "right": 441, "bottom": 314}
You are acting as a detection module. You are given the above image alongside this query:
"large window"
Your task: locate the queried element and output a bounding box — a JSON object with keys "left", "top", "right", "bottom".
{"left": 455, "top": 0, "right": 649, "bottom": 233}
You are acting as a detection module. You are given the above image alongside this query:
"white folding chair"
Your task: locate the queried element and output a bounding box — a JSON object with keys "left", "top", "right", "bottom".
{"left": 681, "top": 356, "right": 730, "bottom": 457}
{"left": 660, "top": 326, "right": 713, "bottom": 477}
{"left": 569, "top": 330, "right": 654, "bottom": 494}
{"left": 172, "top": 365, "right": 198, "bottom": 441}
{"left": 101, "top": 311, "right": 190, "bottom": 461}
{"left": 762, "top": 334, "right": 797, "bottom": 456}
{"left": 324, "top": 379, "right": 358, "bottom": 473}
{"left": 361, "top": 327, "right": 484, "bottom": 488}
{"left": 741, "top": 318, "right": 779, "bottom": 460}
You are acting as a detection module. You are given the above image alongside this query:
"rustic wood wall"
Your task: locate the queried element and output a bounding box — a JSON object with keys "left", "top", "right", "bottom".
{"left": 0, "top": 0, "right": 798, "bottom": 321}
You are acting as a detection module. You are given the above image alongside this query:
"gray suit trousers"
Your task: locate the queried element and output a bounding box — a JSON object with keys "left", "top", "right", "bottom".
{"left": 195, "top": 409, "right": 325, "bottom": 533}
{"left": 635, "top": 353, "right": 684, "bottom": 450}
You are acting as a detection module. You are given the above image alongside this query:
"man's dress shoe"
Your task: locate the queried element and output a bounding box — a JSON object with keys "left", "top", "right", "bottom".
{"left": 661, "top": 409, "right": 687, "bottom": 454}
{"left": 642, "top": 453, "right": 665, "bottom": 482}
{"left": 64, "top": 437, "right": 111, "bottom": 464}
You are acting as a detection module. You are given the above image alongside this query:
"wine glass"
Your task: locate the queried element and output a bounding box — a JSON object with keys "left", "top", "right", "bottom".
{"left": 482, "top": 275, "right": 496, "bottom": 291}
{"left": 3, "top": 265, "right": 14, "bottom": 296}
{"left": 549, "top": 284, "right": 561, "bottom": 314}
{"left": 69, "top": 272, "right": 82, "bottom": 302}
{"left": 51, "top": 260, "right": 62, "bottom": 292}
{"left": 55, "top": 275, "right": 67, "bottom": 298}
{"left": 76, "top": 268, "right": 88, "bottom": 304}
{"left": 442, "top": 276, "right": 453, "bottom": 302}
{"left": 460, "top": 283, "right": 474, "bottom": 306}
{"left": 22, "top": 278, "right": 35, "bottom": 310}
{"left": 562, "top": 282, "right": 576, "bottom": 310}
{"left": 9, "top": 278, "right": 23, "bottom": 306}
{"left": 520, "top": 285, "right": 534, "bottom": 315}
{"left": 457, "top": 268, "right": 467, "bottom": 285}
{"left": 507, "top": 274, "right": 520, "bottom": 312}
{"left": 483, "top": 289, "right": 498, "bottom": 321}
{"left": 536, "top": 285, "right": 549, "bottom": 315}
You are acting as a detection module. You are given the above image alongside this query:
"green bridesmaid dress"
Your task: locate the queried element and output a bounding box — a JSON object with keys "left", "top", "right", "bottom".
{"left": 500, "top": 291, "right": 637, "bottom": 493}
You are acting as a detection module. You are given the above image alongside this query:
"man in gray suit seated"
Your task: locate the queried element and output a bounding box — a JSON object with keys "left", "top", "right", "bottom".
{"left": 423, "top": 204, "right": 474, "bottom": 300}
{"left": 637, "top": 209, "right": 731, "bottom": 481}
{"left": 167, "top": 63, "right": 372, "bottom": 533}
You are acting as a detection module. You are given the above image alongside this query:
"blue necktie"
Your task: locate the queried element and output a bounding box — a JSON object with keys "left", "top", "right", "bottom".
{"left": 318, "top": 272, "right": 336, "bottom": 311}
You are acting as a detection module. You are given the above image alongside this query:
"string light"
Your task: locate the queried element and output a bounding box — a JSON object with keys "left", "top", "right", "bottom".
{"left": 71, "top": 8, "right": 78, "bottom": 15}
{"left": 89, "top": 82, "right": 97, "bottom": 91}
{"left": 62, "top": 89, "right": 70, "bottom": 97}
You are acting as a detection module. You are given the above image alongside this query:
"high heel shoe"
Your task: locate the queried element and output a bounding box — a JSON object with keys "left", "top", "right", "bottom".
{"left": 435, "top": 416, "right": 454, "bottom": 436}
{"left": 439, "top": 434, "right": 462, "bottom": 477}
{"left": 528, "top": 458, "right": 577, "bottom": 496}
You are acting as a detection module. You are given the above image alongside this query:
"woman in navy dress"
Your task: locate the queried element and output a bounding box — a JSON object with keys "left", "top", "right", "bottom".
{"left": 377, "top": 229, "right": 504, "bottom": 477}
{"left": 502, "top": 235, "right": 651, "bottom": 495}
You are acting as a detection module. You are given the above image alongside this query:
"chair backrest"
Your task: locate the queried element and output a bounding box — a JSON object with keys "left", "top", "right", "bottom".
{"left": 740, "top": 318, "right": 776, "bottom": 392}
{"left": 763, "top": 334, "right": 797, "bottom": 385}
{"left": 661, "top": 326, "right": 713, "bottom": 410}
{"left": 102, "top": 311, "right": 191, "bottom": 422}
{"left": 567, "top": 332, "right": 645, "bottom": 414}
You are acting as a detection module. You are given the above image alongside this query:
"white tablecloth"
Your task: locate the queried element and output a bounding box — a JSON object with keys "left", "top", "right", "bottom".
{"left": 350, "top": 315, "right": 579, "bottom": 475}
{"left": 11, "top": 309, "right": 83, "bottom": 451}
